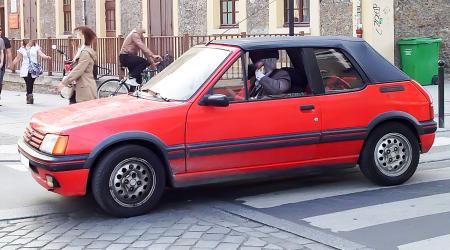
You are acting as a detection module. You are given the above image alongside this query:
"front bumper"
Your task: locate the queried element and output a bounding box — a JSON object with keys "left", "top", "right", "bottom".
{"left": 17, "top": 138, "right": 90, "bottom": 196}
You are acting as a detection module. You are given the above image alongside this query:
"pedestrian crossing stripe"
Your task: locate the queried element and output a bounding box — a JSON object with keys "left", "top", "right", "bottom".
{"left": 303, "top": 192, "right": 450, "bottom": 232}
{"left": 238, "top": 166, "right": 450, "bottom": 208}
{"left": 433, "top": 137, "right": 450, "bottom": 147}
{"left": 398, "top": 233, "right": 450, "bottom": 250}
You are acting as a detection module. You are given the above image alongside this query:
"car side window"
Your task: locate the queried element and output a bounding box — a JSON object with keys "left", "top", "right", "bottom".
{"left": 314, "top": 48, "right": 365, "bottom": 94}
{"left": 210, "top": 57, "right": 246, "bottom": 103}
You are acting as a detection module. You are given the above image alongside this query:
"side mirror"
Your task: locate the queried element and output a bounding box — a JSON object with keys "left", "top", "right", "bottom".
{"left": 200, "top": 94, "right": 229, "bottom": 107}
{"left": 51, "top": 45, "right": 57, "bottom": 50}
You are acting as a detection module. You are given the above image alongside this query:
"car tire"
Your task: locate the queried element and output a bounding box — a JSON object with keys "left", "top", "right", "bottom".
{"left": 359, "top": 122, "right": 419, "bottom": 186}
{"left": 91, "top": 145, "right": 166, "bottom": 217}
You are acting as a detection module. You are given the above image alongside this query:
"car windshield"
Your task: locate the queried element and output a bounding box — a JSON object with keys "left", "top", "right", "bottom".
{"left": 140, "top": 47, "right": 232, "bottom": 101}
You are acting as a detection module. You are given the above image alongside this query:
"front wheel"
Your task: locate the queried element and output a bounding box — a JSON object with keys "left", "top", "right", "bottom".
{"left": 97, "top": 79, "right": 129, "bottom": 98}
{"left": 359, "top": 122, "right": 420, "bottom": 186}
{"left": 91, "top": 145, "right": 166, "bottom": 217}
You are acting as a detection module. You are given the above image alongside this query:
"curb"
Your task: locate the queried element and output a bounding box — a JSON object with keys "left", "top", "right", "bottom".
{"left": 214, "top": 201, "right": 371, "bottom": 250}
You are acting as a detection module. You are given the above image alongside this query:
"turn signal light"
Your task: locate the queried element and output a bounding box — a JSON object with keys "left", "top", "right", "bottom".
{"left": 52, "top": 136, "right": 69, "bottom": 155}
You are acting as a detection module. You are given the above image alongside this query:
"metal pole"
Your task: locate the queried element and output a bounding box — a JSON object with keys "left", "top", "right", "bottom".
{"left": 288, "top": 0, "right": 294, "bottom": 36}
{"left": 82, "top": 0, "right": 87, "bottom": 25}
{"left": 438, "top": 60, "right": 445, "bottom": 128}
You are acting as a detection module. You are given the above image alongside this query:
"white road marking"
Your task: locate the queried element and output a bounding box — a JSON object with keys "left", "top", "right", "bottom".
{"left": 238, "top": 167, "right": 450, "bottom": 208}
{"left": 433, "top": 137, "right": 450, "bottom": 147}
{"left": 5, "top": 164, "right": 28, "bottom": 172}
{"left": 0, "top": 144, "right": 18, "bottom": 154}
{"left": 304, "top": 193, "right": 450, "bottom": 232}
{"left": 397, "top": 234, "right": 450, "bottom": 250}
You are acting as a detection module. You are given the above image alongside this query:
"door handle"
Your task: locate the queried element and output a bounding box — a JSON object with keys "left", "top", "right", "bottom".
{"left": 300, "top": 105, "right": 315, "bottom": 111}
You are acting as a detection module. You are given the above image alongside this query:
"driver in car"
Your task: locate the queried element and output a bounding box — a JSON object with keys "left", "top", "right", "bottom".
{"left": 249, "top": 50, "right": 291, "bottom": 97}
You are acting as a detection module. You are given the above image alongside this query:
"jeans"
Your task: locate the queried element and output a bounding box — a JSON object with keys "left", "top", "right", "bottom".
{"left": 24, "top": 73, "right": 36, "bottom": 95}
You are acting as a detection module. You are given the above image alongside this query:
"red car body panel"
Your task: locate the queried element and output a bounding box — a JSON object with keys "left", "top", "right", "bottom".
{"left": 17, "top": 39, "right": 437, "bottom": 196}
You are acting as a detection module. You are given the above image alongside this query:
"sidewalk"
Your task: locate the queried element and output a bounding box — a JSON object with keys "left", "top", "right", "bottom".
{"left": 422, "top": 82, "right": 450, "bottom": 131}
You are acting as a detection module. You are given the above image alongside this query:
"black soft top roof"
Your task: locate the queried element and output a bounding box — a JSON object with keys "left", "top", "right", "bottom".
{"left": 210, "top": 36, "right": 410, "bottom": 83}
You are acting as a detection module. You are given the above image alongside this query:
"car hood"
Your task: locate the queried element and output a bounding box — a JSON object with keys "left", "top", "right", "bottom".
{"left": 30, "top": 95, "right": 185, "bottom": 133}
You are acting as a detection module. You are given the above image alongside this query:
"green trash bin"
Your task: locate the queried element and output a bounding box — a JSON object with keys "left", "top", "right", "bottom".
{"left": 397, "top": 37, "right": 442, "bottom": 85}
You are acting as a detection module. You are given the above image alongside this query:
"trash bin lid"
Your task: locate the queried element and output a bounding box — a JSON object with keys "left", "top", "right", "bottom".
{"left": 397, "top": 37, "right": 442, "bottom": 45}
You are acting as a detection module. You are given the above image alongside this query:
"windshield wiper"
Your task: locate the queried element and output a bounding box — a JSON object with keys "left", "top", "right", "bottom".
{"left": 140, "top": 89, "right": 170, "bottom": 102}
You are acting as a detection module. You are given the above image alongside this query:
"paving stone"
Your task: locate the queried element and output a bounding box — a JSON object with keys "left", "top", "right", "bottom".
{"left": 130, "top": 240, "right": 153, "bottom": 248}
{"left": 23, "top": 230, "right": 45, "bottom": 238}
{"left": 222, "top": 235, "right": 246, "bottom": 244}
{"left": 124, "top": 229, "right": 146, "bottom": 236}
{"left": 7, "top": 229, "right": 31, "bottom": 236}
{"left": 170, "top": 224, "right": 191, "bottom": 230}
{"left": 287, "top": 237, "right": 314, "bottom": 245}
{"left": 247, "top": 231, "right": 270, "bottom": 238}
{"left": 139, "top": 233, "right": 162, "bottom": 241}
{"left": 90, "top": 225, "right": 112, "bottom": 232}
{"left": 24, "top": 240, "right": 50, "bottom": 248}
{"left": 146, "top": 243, "right": 171, "bottom": 250}
{"left": 86, "top": 240, "right": 112, "bottom": 248}
{"left": 115, "top": 235, "right": 139, "bottom": 244}
{"left": 162, "top": 229, "right": 184, "bottom": 237}
{"left": 173, "top": 238, "right": 198, "bottom": 246}
{"left": 98, "top": 233, "right": 122, "bottom": 241}
{"left": 232, "top": 226, "right": 253, "bottom": 233}
{"left": 197, "top": 221, "right": 214, "bottom": 226}
{"left": 167, "top": 246, "right": 191, "bottom": 250}
{"left": 278, "top": 240, "right": 309, "bottom": 249}
{"left": 269, "top": 231, "right": 296, "bottom": 239}
{"left": 22, "top": 224, "right": 43, "bottom": 231}
{"left": 53, "top": 234, "right": 78, "bottom": 243}
{"left": 256, "top": 226, "right": 279, "bottom": 234}
{"left": 244, "top": 237, "right": 267, "bottom": 247}
{"left": 215, "top": 243, "right": 240, "bottom": 250}
{"left": 263, "top": 243, "right": 284, "bottom": 250}
{"left": 41, "top": 242, "right": 68, "bottom": 249}
{"left": 0, "top": 225, "right": 25, "bottom": 232}
{"left": 194, "top": 240, "right": 220, "bottom": 248}
{"left": 0, "top": 236, "right": 20, "bottom": 243}
{"left": 207, "top": 227, "right": 231, "bottom": 234}
{"left": 215, "top": 221, "right": 238, "bottom": 228}
{"left": 38, "top": 233, "right": 61, "bottom": 241}
{"left": 105, "top": 243, "right": 130, "bottom": 250}
{"left": 181, "top": 232, "right": 203, "bottom": 239}
{"left": 155, "top": 236, "right": 178, "bottom": 244}
{"left": 177, "top": 218, "right": 198, "bottom": 224}
{"left": 189, "top": 225, "right": 211, "bottom": 232}
{"left": 0, "top": 245, "right": 22, "bottom": 250}
{"left": 69, "top": 238, "right": 94, "bottom": 246}
{"left": 64, "top": 229, "right": 86, "bottom": 236}
{"left": 304, "top": 243, "right": 336, "bottom": 250}
{"left": 9, "top": 237, "right": 34, "bottom": 245}
{"left": 201, "top": 233, "right": 225, "bottom": 241}
{"left": 241, "top": 247, "right": 265, "bottom": 250}
{"left": 62, "top": 246, "right": 84, "bottom": 250}
{"left": 146, "top": 227, "right": 167, "bottom": 234}
{"left": 79, "top": 231, "right": 102, "bottom": 239}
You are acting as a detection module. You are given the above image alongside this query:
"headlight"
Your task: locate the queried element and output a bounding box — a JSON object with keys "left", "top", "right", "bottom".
{"left": 39, "top": 134, "right": 68, "bottom": 155}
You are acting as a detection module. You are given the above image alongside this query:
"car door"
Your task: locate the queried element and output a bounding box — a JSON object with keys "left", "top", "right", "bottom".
{"left": 311, "top": 47, "right": 370, "bottom": 164}
{"left": 184, "top": 52, "right": 322, "bottom": 176}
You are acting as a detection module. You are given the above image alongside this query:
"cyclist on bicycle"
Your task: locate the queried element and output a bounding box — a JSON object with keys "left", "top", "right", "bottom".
{"left": 119, "top": 28, "right": 161, "bottom": 87}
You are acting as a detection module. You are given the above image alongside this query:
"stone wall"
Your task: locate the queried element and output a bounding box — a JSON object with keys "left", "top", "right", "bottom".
{"left": 120, "top": 0, "right": 143, "bottom": 35}
{"left": 39, "top": 0, "right": 56, "bottom": 38}
{"left": 178, "top": 0, "right": 207, "bottom": 35}
{"left": 246, "top": 0, "right": 269, "bottom": 34}
{"left": 74, "top": 0, "right": 84, "bottom": 28}
{"left": 394, "top": 0, "right": 450, "bottom": 71}
{"left": 85, "top": 0, "right": 97, "bottom": 31}
{"left": 319, "top": 0, "right": 353, "bottom": 36}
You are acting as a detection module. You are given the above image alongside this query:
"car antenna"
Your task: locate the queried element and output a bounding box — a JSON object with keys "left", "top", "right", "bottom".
{"left": 205, "top": 0, "right": 277, "bottom": 46}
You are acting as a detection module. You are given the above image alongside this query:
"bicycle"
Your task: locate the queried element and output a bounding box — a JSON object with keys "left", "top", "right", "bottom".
{"left": 97, "top": 54, "right": 173, "bottom": 99}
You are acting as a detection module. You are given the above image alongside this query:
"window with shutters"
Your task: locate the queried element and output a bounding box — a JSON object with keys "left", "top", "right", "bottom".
{"left": 220, "top": 0, "right": 239, "bottom": 28}
{"left": 105, "top": 0, "right": 116, "bottom": 37}
{"left": 283, "top": 0, "right": 310, "bottom": 26}
{"left": 63, "top": 0, "right": 72, "bottom": 34}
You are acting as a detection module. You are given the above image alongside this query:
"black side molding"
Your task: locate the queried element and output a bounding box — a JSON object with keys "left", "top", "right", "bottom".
{"left": 380, "top": 85, "right": 405, "bottom": 93}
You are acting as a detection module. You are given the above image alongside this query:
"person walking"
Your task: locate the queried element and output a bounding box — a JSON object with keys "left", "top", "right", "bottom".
{"left": 0, "top": 27, "right": 12, "bottom": 105}
{"left": 12, "top": 39, "right": 51, "bottom": 104}
{"left": 59, "top": 26, "right": 97, "bottom": 103}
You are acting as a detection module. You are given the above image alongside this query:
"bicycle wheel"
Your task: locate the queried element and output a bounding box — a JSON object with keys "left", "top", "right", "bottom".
{"left": 97, "top": 79, "right": 129, "bottom": 98}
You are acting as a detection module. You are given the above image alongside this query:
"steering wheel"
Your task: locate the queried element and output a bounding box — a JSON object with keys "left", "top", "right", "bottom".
{"left": 323, "top": 76, "right": 352, "bottom": 91}
{"left": 249, "top": 83, "right": 263, "bottom": 99}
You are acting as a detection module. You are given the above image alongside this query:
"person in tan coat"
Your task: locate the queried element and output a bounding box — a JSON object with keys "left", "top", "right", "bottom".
{"left": 59, "top": 26, "right": 97, "bottom": 103}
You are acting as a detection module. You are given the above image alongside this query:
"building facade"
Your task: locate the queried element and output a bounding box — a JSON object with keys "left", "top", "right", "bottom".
{"left": 0, "top": 0, "right": 447, "bottom": 68}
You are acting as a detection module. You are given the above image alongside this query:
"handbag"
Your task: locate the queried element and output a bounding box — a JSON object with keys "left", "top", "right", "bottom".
{"left": 60, "top": 83, "right": 74, "bottom": 99}
{"left": 26, "top": 49, "right": 43, "bottom": 76}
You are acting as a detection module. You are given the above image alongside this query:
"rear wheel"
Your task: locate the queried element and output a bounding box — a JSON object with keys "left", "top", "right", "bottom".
{"left": 91, "top": 145, "right": 166, "bottom": 217}
{"left": 97, "top": 79, "right": 129, "bottom": 98}
{"left": 359, "top": 122, "right": 419, "bottom": 186}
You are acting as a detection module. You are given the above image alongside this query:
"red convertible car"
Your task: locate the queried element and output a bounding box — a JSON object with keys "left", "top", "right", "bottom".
{"left": 18, "top": 36, "right": 436, "bottom": 217}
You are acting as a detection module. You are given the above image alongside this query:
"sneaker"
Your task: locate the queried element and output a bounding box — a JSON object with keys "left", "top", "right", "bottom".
{"left": 126, "top": 78, "right": 139, "bottom": 86}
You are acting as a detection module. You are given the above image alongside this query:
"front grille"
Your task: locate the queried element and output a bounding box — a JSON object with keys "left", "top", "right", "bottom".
{"left": 23, "top": 125, "right": 45, "bottom": 149}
